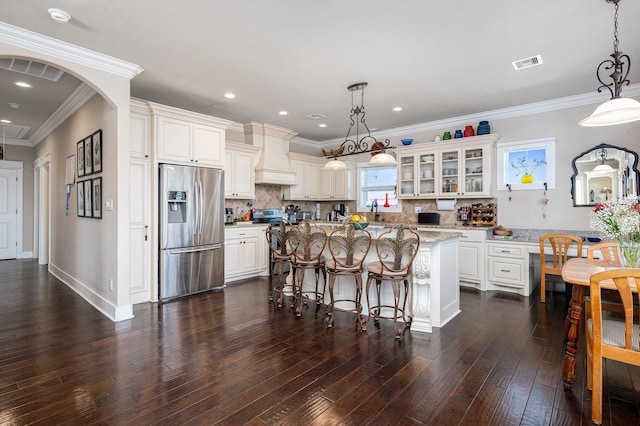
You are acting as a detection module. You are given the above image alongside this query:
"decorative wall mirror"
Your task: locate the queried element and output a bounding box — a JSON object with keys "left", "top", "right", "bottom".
{"left": 570, "top": 144, "right": 640, "bottom": 207}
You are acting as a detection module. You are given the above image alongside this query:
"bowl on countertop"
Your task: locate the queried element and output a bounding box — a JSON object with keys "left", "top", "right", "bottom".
{"left": 587, "top": 237, "right": 602, "bottom": 243}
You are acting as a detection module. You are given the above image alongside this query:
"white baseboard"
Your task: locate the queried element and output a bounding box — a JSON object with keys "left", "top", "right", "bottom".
{"left": 48, "top": 262, "right": 134, "bottom": 322}
{"left": 19, "top": 251, "right": 33, "bottom": 259}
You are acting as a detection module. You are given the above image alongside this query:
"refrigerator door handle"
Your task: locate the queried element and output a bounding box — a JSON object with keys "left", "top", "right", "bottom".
{"left": 169, "top": 244, "right": 223, "bottom": 255}
{"left": 198, "top": 180, "right": 204, "bottom": 235}
{"left": 194, "top": 179, "right": 201, "bottom": 235}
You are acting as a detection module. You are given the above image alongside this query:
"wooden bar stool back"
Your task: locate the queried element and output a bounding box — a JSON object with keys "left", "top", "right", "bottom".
{"left": 325, "top": 222, "right": 371, "bottom": 328}
{"left": 287, "top": 220, "right": 327, "bottom": 317}
{"left": 363, "top": 224, "right": 420, "bottom": 338}
{"left": 539, "top": 233, "right": 583, "bottom": 303}
{"left": 265, "top": 220, "right": 292, "bottom": 308}
{"left": 586, "top": 269, "right": 640, "bottom": 425}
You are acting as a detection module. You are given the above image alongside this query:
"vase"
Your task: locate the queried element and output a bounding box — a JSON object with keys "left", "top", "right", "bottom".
{"left": 521, "top": 174, "right": 533, "bottom": 184}
{"left": 617, "top": 241, "right": 640, "bottom": 268}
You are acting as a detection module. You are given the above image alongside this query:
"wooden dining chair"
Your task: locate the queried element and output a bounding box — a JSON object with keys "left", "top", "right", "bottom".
{"left": 587, "top": 242, "right": 621, "bottom": 266}
{"left": 539, "top": 234, "right": 583, "bottom": 303}
{"left": 586, "top": 269, "right": 640, "bottom": 425}
{"left": 265, "top": 219, "right": 292, "bottom": 308}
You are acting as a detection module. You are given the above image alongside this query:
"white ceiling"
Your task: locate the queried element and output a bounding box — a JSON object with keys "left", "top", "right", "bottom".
{"left": 1, "top": 0, "right": 639, "bottom": 145}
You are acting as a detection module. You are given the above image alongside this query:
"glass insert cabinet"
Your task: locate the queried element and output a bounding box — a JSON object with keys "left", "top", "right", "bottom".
{"left": 397, "top": 134, "right": 497, "bottom": 199}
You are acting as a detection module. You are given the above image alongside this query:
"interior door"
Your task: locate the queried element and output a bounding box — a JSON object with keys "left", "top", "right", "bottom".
{"left": 0, "top": 168, "right": 17, "bottom": 260}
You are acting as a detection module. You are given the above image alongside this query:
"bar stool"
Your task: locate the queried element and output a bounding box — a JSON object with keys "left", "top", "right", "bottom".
{"left": 287, "top": 220, "right": 327, "bottom": 317}
{"left": 362, "top": 224, "right": 420, "bottom": 338}
{"left": 265, "top": 220, "right": 292, "bottom": 308}
{"left": 325, "top": 222, "right": 371, "bottom": 328}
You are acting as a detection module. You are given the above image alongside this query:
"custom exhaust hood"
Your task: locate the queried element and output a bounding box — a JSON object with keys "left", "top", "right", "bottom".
{"left": 244, "top": 122, "right": 297, "bottom": 185}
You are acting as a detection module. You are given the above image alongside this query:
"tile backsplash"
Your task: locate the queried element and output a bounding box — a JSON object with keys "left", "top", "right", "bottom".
{"left": 225, "top": 184, "right": 495, "bottom": 226}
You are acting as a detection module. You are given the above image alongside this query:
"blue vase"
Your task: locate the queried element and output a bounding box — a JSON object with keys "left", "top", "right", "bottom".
{"left": 454, "top": 130, "right": 463, "bottom": 139}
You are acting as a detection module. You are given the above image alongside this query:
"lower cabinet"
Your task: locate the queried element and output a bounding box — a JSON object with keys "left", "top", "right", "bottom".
{"left": 224, "top": 226, "right": 269, "bottom": 282}
{"left": 434, "top": 228, "right": 487, "bottom": 290}
{"left": 486, "top": 241, "right": 536, "bottom": 296}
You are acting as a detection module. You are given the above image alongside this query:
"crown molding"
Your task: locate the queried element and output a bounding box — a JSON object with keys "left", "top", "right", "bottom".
{"left": 0, "top": 21, "right": 143, "bottom": 79}
{"left": 0, "top": 136, "right": 31, "bottom": 147}
{"left": 310, "top": 84, "right": 640, "bottom": 148}
{"left": 30, "top": 83, "right": 96, "bottom": 146}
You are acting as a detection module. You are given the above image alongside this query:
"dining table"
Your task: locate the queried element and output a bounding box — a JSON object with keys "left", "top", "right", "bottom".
{"left": 560, "top": 257, "right": 622, "bottom": 389}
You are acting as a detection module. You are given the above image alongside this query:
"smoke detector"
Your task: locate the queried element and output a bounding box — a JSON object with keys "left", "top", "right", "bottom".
{"left": 48, "top": 8, "right": 71, "bottom": 24}
{"left": 512, "top": 55, "right": 543, "bottom": 71}
{"left": 305, "top": 113, "right": 326, "bottom": 120}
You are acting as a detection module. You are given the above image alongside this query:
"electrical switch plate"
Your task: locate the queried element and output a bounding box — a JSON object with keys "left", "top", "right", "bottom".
{"left": 105, "top": 199, "right": 113, "bottom": 211}
{"left": 415, "top": 206, "right": 422, "bottom": 213}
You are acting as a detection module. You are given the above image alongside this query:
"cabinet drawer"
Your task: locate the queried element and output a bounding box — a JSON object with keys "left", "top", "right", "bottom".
{"left": 439, "top": 228, "right": 486, "bottom": 242}
{"left": 225, "top": 227, "right": 261, "bottom": 240}
{"left": 488, "top": 258, "right": 525, "bottom": 287}
{"left": 488, "top": 243, "right": 527, "bottom": 258}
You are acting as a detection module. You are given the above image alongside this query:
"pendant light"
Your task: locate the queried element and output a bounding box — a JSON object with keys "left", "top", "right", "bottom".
{"left": 592, "top": 147, "right": 615, "bottom": 172}
{"left": 580, "top": 0, "right": 640, "bottom": 127}
{"left": 323, "top": 82, "right": 396, "bottom": 170}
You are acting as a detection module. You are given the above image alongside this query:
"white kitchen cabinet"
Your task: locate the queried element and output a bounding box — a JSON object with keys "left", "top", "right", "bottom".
{"left": 486, "top": 241, "right": 535, "bottom": 296}
{"left": 398, "top": 151, "right": 438, "bottom": 198}
{"left": 321, "top": 161, "right": 355, "bottom": 200}
{"left": 395, "top": 134, "right": 498, "bottom": 199}
{"left": 431, "top": 227, "right": 487, "bottom": 290}
{"left": 129, "top": 99, "right": 151, "bottom": 159}
{"left": 149, "top": 102, "right": 230, "bottom": 167}
{"left": 224, "top": 226, "right": 269, "bottom": 282}
{"left": 129, "top": 159, "right": 151, "bottom": 304}
{"left": 284, "top": 153, "right": 322, "bottom": 200}
{"left": 225, "top": 142, "right": 259, "bottom": 199}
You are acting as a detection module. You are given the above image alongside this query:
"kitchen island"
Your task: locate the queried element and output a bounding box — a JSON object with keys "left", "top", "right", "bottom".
{"left": 292, "top": 224, "right": 461, "bottom": 333}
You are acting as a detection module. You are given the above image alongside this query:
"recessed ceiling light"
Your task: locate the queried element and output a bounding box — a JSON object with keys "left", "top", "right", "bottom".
{"left": 8, "top": 103, "right": 21, "bottom": 109}
{"left": 392, "top": 107, "right": 403, "bottom": 112}
{"left": 279, "top": 111, "right": 288, "bottom": 116}
{"left": 14, "top": 81, "right": 32, "bottom": 88}
{"left": 319, "top": 124, "right": 327, "bottom": 128}
{"left": 223, "top": 93, "right": 236, "bottom": 99}
{"left": 1, "top": 119, "right": 12, "bottom": 124}
{"left": 48, "top": 8, "right": 71, "bottom": 24}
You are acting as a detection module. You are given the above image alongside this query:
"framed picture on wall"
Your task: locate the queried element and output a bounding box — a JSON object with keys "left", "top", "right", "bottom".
{"left": 92, "top": 130, "right": 102, "bottom": 174}
{"left": 84, "top": 180, "right": 93, "bottom": 218}
{"left": 92, "top": 177, "right": 102, "bottom": 219}
{"left": 77, "top": 180, "right": 85, "bottom": 217}
{"left": 77, "top": 141, "right": 85, "bottom": 177}
{"left": 84, "top": 136, "right": 93, "bottom": 175}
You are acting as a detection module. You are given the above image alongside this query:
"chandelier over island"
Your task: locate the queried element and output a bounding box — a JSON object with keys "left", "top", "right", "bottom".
{"left": 580, "top": 0, "right": 640, "bottom": 127}
{"left": 323, "top": 82, "right": 396, "bottom": 170}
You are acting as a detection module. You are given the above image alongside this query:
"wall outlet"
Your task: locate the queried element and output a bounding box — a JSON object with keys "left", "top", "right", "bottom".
{"left": 415, "top": 206, "right": 422, "bottom": 213}
{"left": 109, "top": 279, "right": 113, "bottom": 291}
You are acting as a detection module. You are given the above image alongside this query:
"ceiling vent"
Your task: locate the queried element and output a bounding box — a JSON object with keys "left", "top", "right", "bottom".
{"left": 0, "top": 58, "right": 64, "bottom": 81}
{"left": 305, "top": 113, "right": 326, "bottom": 120}
{"left": 512, "top": 55, "right": 543, "bottom": 71}
{"left": 0, "top": 122, "right": 31, "bottom": 139}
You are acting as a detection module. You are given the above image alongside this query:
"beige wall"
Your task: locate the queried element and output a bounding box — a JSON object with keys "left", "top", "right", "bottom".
{"left": 2, "top": 144, "right": 34, "bottom": 252}
{"left": 34, "top": 94, "right": 118, "bottom": 302}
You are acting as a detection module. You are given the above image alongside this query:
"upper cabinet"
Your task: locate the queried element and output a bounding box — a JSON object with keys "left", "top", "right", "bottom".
{"left": 283, "top": 153, "right": 322, "bottom": 200}
{"left": 129, "top": 99, "right": 151, "bottom": 159}
{"left": 397, "top": 134, "right": 498, "bottom": 199}
{"left": 149, "top": 102, "right": 231, "bottom": 167}
{"left": 321, "top": 160, "right": 356, "bottom": 200}
{"left": 225, "top": 142, "right": 260, "bottom": 199}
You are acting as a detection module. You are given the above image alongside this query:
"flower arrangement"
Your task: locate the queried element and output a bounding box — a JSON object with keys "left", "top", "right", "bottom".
{"left": 590, "top": 195, "right": 640, "bottom": 267}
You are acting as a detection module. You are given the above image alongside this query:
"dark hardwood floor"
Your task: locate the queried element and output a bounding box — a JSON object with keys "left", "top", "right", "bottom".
{"left": 1, "top": 259, "right": 639, "bottom": 425}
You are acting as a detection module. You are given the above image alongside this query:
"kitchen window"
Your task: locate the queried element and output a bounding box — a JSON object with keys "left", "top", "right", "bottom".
{"left": 357, "top": 163, "right": 402, "bottom": 213}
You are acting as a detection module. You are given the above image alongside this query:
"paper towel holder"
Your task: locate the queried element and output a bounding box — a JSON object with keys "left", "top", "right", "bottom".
{"left": 436, "top": 199, "right": 457, "bottom": 211}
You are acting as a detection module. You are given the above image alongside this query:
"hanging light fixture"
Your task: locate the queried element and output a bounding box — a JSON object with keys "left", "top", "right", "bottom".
{"left": 323, "top": 82, "right": 396, "bottom": 170}
{"left": 580, "top": 0, "right": 640, "bottom": 127}
{"left": 592, "top": 147, "right": 615, "bottom": 172}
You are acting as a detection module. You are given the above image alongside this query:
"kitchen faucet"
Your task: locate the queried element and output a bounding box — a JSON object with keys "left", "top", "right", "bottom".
{"left": 371, "top": 199, "right": 380, "bottom": 222}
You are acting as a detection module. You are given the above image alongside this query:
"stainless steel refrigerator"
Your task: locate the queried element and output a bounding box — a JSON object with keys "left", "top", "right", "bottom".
{"left": 159, "top": 164, "right": 224, "bottom": 301}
